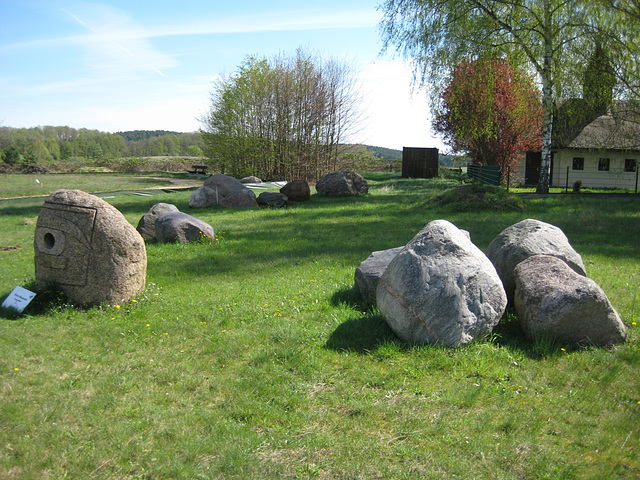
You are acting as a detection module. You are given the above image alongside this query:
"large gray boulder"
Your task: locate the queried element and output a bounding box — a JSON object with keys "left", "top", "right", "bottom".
{"left": 34, "top": 189, "right": 146, "bottom": 307}
{"left": 136, "top": 202, "right": 179, "bottom": 240}
{"left": 202, "top": 173, "right": 257, "bottom": 208}
{"left": 280, "top": 179, "right": 310, "bottom": 201}
{"left": 354, "top": 247, "right": 404, "bottom": 304}
{"left": 377, "top": 220, "right": 507, "bottom": 347}
{"left": 204, "top": 173, "right": 255, "bottom": 198}
{"left": 514, "top": 255, "right": 626, "bottom": 346}
{"left": 189, "top": 186, "right": 218, "bottom": 209}
{"left": 487, "top": 219, "right": 586, "bottom": 301}
{"left": 316, "top": 171, "right": 368, "bottom": 197}
{"left": 155, "top": 212, "right": 214, "bottom": 243}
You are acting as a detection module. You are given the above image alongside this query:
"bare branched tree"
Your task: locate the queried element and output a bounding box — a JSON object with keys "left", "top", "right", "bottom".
{"left": 200, "top": 48, "right": 362, "bottom": 181}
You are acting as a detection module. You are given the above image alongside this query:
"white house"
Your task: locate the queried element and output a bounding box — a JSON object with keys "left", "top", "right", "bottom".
{"left": 519, "top": 106, "right": 640, "bottom": 190}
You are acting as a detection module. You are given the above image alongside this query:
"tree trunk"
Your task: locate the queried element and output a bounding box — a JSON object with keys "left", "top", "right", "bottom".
{"left": 537, "top": 5, "right": 554, "bottom": 194}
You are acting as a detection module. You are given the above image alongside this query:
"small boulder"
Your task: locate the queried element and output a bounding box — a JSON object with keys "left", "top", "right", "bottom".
{"left": 155, "top": 212, "right": 214, "bottom": 243}
{"left": 257, "top": 191, "right": 288, "bottom": 208}
{"left": 220, "top": 190, "right": 258, "bottom": 209}
{"left": 241, "top": 176, "right": 263, "bottom": 184}
{"left": 514, "top": 255, "right": 626, "bottom": 346}
{"left": 137, "top": 203, "right": 180, "bottom": 241}
{"left": 316, "top": 171, "right": 368, "bottom": 197}
{"left": 189, "top": 186, "right": 219, "bottom": 209}
{"left": 280, "top": 179, "right": 310, "bottom": 201}
{"left": 487, "top": 219, "right": 586, "bottom": 301}
{"left": 377, "top": 220, "right": 507, "bottom": 347}
{"left": 34, "top": 189, "right": 146, "bottom": 307}
{"left": 354, "top": 247, "right": 404, "bottom": 304}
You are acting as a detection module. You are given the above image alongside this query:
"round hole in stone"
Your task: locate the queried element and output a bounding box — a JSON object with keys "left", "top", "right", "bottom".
{"left": 43, "top": 232, "right": 56, "bottom": 250}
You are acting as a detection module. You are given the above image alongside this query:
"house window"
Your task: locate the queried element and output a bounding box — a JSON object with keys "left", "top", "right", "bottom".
{"left": 598, "top": 158, "right": 610, "bottom": 171}
{"left": 625, "top": 159, "right": 637, "bottom": 172}
{"left": 572, "top": 157, "right": 584, "bottom": 170}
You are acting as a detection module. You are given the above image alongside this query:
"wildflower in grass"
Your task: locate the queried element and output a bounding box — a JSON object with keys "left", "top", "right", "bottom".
{"left": 132, "top": 299, "right": 137, "bottom": 303}
{"left": 14, "top": 368, "right": 19, "bottom": 371}
{"left": 561, "top": 348, "right": 566, "bottom": 353}
{"left": 146, "top": 324, "right": 150, "bottom": 327}
{"left": 115, "top": 305, "right": 121, "bottom": 309}
{"left": 633, "top": 322, "right": 637, "bottom": 326}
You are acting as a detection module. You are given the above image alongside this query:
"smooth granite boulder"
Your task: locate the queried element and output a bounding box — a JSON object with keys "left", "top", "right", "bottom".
{"left": 155, "top": 212, "right": 214, "bottom": 243}
{"left": 514, "top": 255, "right": 626, "bottom": 346}
{"left": 377, "top": 220, "right": 507, "bottom": 347}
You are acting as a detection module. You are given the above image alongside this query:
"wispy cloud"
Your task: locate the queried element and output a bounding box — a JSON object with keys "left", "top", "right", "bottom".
{"left": 57, "top": 3, "right": 178, "bottom": 77}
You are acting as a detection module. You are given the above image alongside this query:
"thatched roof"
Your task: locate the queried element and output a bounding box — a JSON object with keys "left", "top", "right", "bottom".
{"left": 553, "top": 100, "right": 640, "bottom": 151}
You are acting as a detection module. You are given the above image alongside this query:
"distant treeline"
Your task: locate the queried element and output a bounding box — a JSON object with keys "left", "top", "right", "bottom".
{"left": 0, "top": 126, "right": 407, "bottom": 174}
{"left": 0, "top": 126, "right": 205, "bottom": 165}
{"left": 367, "top": 145, "right": 403, "bottom": 160}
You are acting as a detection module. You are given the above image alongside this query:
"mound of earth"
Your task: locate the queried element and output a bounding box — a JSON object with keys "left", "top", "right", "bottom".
{"left": 430, "top": 184, "right": 524, "bottom": 211}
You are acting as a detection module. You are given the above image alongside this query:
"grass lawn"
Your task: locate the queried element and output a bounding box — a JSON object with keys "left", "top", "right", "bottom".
{"left": 0, "top": 172, "right": 179, "bottom": 199}
{"left": 0, "top": 172, "right": 639, "bottom": 479}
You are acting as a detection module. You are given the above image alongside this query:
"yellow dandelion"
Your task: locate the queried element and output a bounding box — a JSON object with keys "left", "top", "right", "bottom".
{"left": 561, "top": 348, "right": 567, "bottom": 352}
{"left": 14, "top": 368, "right": 19, "bottom": 371}
{"left": 146, "top": 324, "right": 150, "bottom": 327}
{"left": 633, "top": 322, "right": 637, "bottom": 326}
{"left": 115, "top": 305, "right": 121, "bottom": 309}
{"left": 132, "top": 299, "right": 137, "bottom": 303}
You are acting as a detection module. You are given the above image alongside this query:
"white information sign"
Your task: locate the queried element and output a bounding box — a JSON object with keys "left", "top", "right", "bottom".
{"left": 2, "top": 286, "right": 36, "bottom": 313}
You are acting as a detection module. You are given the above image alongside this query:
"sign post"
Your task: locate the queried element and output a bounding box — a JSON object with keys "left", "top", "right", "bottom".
{"left": 1, "top": 286, "right": 36, "bottom": 313}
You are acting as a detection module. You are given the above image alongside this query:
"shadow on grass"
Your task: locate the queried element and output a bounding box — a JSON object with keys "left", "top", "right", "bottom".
{"left": 327, "top": 287, "right": 572, "bottom": 360}
{"left": 0, "top": 281, "right": 73, "bottom": 320}
{"left": 324, "top": 314, "right": 399, "bottom": 354}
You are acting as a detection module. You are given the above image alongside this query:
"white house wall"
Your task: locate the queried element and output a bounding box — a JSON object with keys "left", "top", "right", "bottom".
{"left": 552, "top": 149, "right": 639, "bottom": 189}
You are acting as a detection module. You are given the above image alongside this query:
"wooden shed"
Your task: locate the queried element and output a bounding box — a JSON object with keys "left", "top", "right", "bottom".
{"left": 402, "top": 147, "right": 439, "bottom": 178}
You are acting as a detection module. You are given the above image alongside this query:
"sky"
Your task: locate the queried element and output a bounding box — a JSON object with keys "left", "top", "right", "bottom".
{"left": 0, "top": 0, "right": 446, "bottom": 151}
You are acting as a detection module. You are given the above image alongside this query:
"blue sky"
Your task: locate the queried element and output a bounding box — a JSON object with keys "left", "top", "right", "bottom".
{"left": 0, "top": 0, "right": 444, "bottom": 150}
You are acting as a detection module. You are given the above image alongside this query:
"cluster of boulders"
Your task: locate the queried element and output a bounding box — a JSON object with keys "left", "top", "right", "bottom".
{"left": 187, "top": 171, "right": 368, "bottom": 210}
{"left": 188, "top": 173, "right": 312, "bottom": 210}
{"left": 356, "top": 218, "right": 627, "bottom": 348}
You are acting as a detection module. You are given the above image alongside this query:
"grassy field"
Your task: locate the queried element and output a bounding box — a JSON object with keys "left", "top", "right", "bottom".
{"left": 0, "top": 172, "right": 180, "bottom": 199}
{"left": 0, "top": 172, "right": 639, "bottom": 479}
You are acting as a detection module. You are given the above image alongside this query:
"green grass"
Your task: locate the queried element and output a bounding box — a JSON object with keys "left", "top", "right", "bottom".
{"left": 1, "top": 172, "right": 639, "bottom": 479}
{"left": 0, "top": 172, "right": 177, "bottom": 199}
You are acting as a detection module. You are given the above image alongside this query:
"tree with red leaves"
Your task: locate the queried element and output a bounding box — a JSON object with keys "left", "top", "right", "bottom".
{"left": 434, "top": 57, "right": 542, "bottom": 183}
